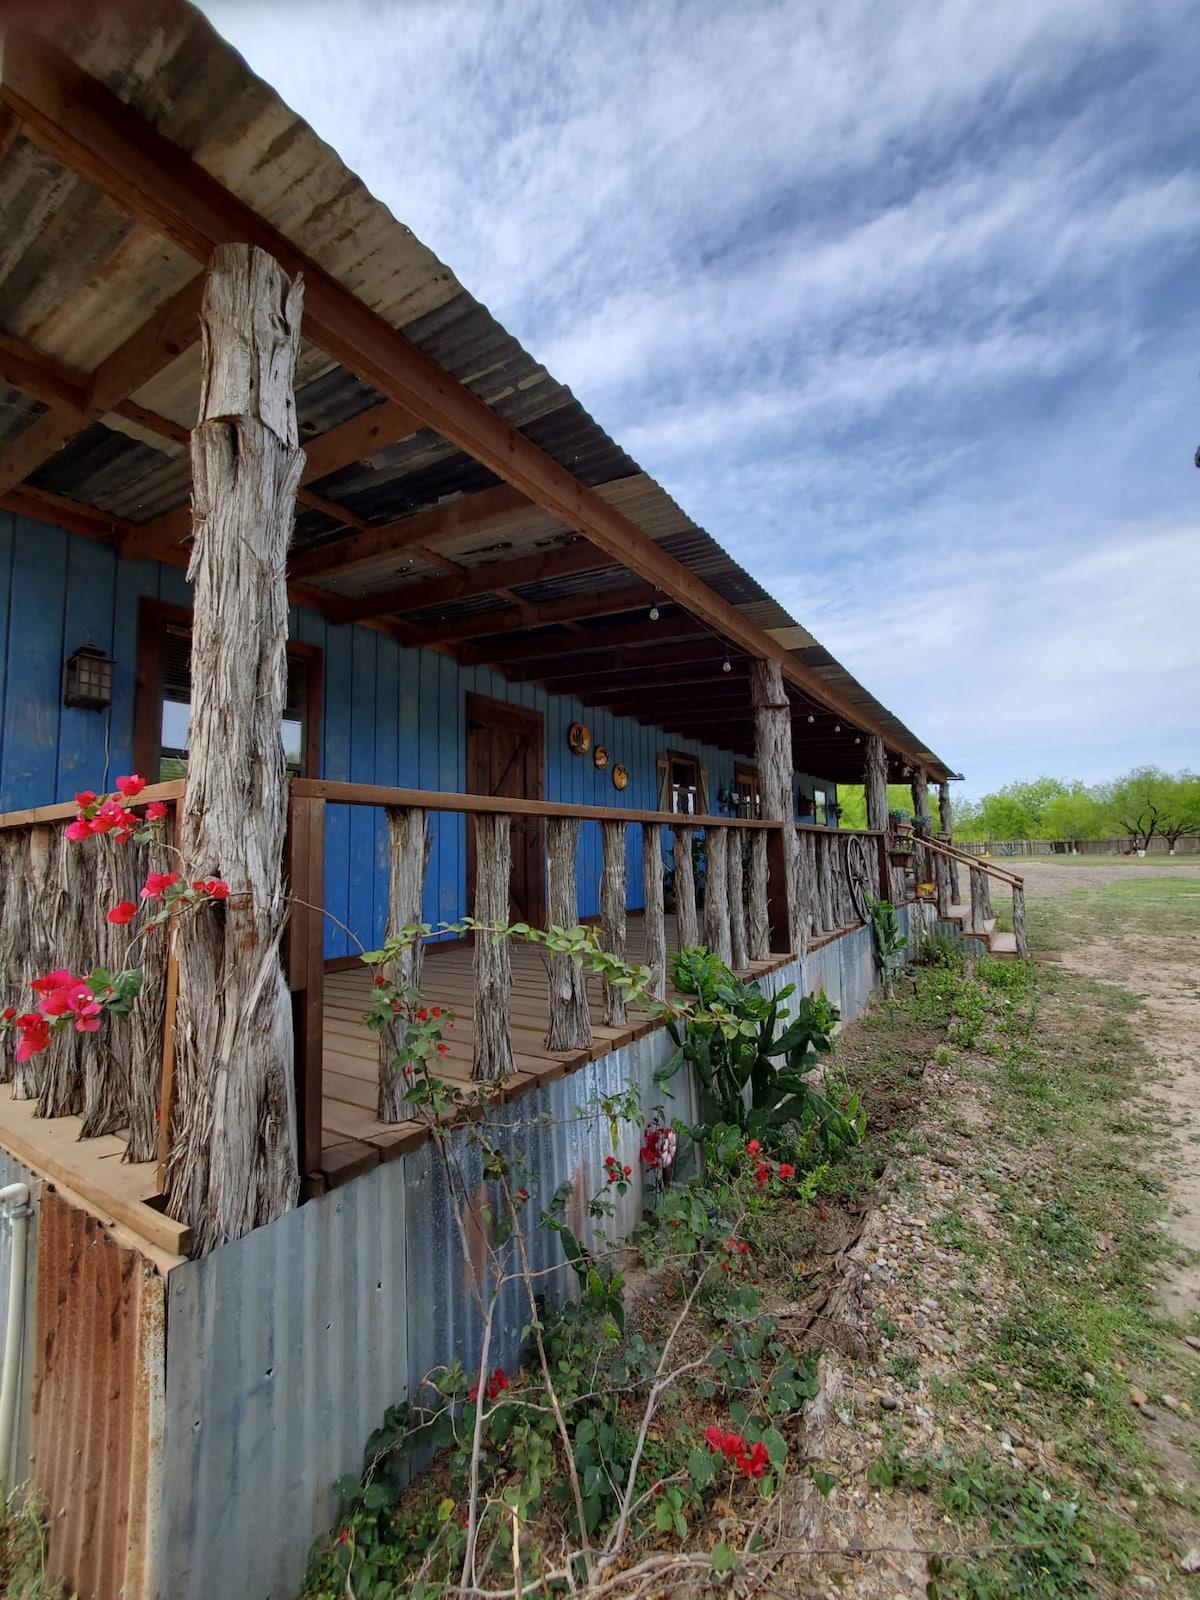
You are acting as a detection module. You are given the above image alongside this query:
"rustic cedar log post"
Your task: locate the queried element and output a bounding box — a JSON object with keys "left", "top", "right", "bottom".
{"left": 165, "top": 245, "right": 304, "bottom": 1252}
{"left": 641, "top": 823, "right": 668, "bottom": 999}
{"left": 818, "top": 833, "right": 836, "bottom": 932}
{"left": 747, "top": 830, "right": 770, "bottom": 962}
{"left": 123, "top": 836, "right": 170, "bottom": 1162}
{"left": 38, "top": 830, "right": 89, "bottom": 1119}
{"left": 672, "top": 823, "right": 699, "bottom": 950}
{"left": 13, "top": 827, "right": 57, "bottom": 1102}
{"left": 1013, "top": 883, "right": 1029, "bottom": 959}
{"left": 864, "top": 734, "right": 889, "bottom": 836}
{"left": 0, "top": 830, "right": 28, "bottom": 1086}
{"left": 911, "top": 768, "right": 931, "bottom": 891}
{"left": 472, "top": 812, "right": 514, "bottom": 1081}
{"left": 938, "top": 779, "right": 960, "bottom": 906}
{"left": 378, "top": 809, "right": 431, "bottom": 1119}
{"left": 969, "top": 865, "right": 990, "bottom": 936}
{"left": 600, "top": 820, "right": 628, "bottom": 1027}
{"left": 82, "top": 838, "right": 135, "bottom": 1140}
{"left": 702, "top": 828, "right": 732, "bottom": 967}
{"left": 803, "top": 831, "right": 821, "bottom": 936}
{"left": 545, "top": 817, "right": 592, "bottom": 1051}
{"left": 751, "top": 659, "right": 805, "bottom": 957}
{"left": 727, "top": 829, "right": 748, "bottom": 971}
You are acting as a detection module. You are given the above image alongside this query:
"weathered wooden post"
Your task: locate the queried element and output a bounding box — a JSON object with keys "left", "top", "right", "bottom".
{"left": 938, "top": 779, "right": 959, "bottom": 908}
{"left": 702, "top": 827, "right": 732, "bottom": 966}
{"left": 969, "top": 865, "right": 991, "bottom": 936}
{"left": 1012, "top": 882, "right": 1029, "bottom": 959}
{"left": 379, "top": 808, "right": 430, "bottom": 1119}
{"left": 641, "top": 822, "right": 668, "bottom": 999}
{"left": 672, "top": 822, "right": 699, "bottom": 950}
{"left": 863, "top": 733, "right": 895, "bottom": 906}
{"left": 727, "top": 829, "right": 748, "bottom": 970}
{"left": 473, "top": 813, "right": 514, "bottom": 1081}
{"left": 165, "top": 244, "right": 304, "bottom": 1253}
{"left": 546, "top": 818, "right": 591, "bottom": 1051}
{"left": 911, "top": 767, "right": 931, "bottom": 897}
{"left": 751, "top": 659, "right": 805, "bottom": 956}
{"left": 747, "top": 830, "right": 770, "bottom": 961}
{"left": 600, "top": 820, "right": 628, "bottom": 1027}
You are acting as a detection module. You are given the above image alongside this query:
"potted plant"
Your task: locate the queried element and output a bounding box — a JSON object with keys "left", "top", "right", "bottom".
{"left": 889, "top": 807, "right": 913, "bottom": 839}
{"left": 889, "top": 840, "right": 914, "bottom": 866}
{"left": 911, "top": 814, "right": 933, "bottom": 836}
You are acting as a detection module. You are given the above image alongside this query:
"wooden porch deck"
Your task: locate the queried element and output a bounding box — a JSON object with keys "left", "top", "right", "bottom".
{"left": 317, "top": 916, "right": 792, "bottom": 1188}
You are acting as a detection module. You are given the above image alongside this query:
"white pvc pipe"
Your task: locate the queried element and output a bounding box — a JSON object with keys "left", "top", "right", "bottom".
{"left": 0, "top": 1182, "right": 31, "bottom": 1495}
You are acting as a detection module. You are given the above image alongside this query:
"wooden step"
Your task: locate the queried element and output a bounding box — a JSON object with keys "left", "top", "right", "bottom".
{"left": 989, "top": 931, "right": 1019, "bottom": 959}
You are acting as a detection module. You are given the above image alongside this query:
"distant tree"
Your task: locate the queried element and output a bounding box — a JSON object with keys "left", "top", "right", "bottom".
{"left": 1100, "top": 767, "right": 1200, "bottom": 852}
{"left": 1040, "top": 783, "right": 1108, "bottom": 846}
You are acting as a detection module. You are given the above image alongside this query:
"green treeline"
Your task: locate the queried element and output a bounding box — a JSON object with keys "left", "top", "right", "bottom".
{"left": 837, "top": 767, "right": 1200, "bottom": 848}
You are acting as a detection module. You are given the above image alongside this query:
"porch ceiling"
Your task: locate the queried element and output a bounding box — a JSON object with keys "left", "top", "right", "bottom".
{"left": 0, "top": 3, "right": 952, "bottom": 786}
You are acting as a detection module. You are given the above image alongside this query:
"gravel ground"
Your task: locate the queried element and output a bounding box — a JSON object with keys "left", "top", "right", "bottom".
{"left": 986, "top": 859, "right": 1200, "bottom": 897}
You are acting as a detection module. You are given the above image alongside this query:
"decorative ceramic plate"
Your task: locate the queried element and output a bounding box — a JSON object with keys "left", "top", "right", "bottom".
{"left": 593, "top": 745, "right": 610, "bottom": 770}
{"left": 612, "top": 764, "right": 629, "bottom": 791}
{"left": 568, "top": 722, "right": 591, "bottom": 755}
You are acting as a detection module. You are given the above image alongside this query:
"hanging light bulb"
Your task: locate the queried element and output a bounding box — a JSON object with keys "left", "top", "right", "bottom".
{"left": 834, "top": 722, "right": 841, "bottom": 733}
{"left": 807, "top": 712, "right": 815, "bottom": 724}
{"left": 854, "top": 735, "right": 862, "bottom": 744}
{"left": 722, "top": 658, "right": 732, "bottom": 673}
{"left": 648, "top": 603, "right": 660, "bottom": 622}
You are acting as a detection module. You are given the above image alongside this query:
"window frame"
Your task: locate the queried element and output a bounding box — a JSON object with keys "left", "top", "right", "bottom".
{"left": 133, "top": 599, "right": 323, "bottom": 781}
{"left": 665, "top": 748, "right": 703, "bottom": 815}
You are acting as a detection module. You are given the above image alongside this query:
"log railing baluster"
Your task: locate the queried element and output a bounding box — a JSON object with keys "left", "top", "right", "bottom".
{"left": 600, "top": 819, "right": 628, "bottom": 1027}
{"left": 378, "top": 807, "right": 431, "bottom": 1120}
{"left": 748, "top": 830, "right": 770, "bottom": 960}
{"left": 672, "top": 822, "right": 699, "bottom": 951}
{"left": 702, "top": 827, "right": 732, "bottom": 966}
{"left": 1013, "top": 883, "right": 1029, "bottom": 959}
{"left": 546, "top": 817, "right": 591, "bottom": 1051}
{"left": 728, "top": 828, "right": 748, "bottom": 971}
{"left": 969, "top": 864, "right": 990, "bottom": 936}
{"left": 642, "top": 822, "right": 668, "bottom": 999}
{"left": 473, "top": 811, "right": 514, "bottom": 1080}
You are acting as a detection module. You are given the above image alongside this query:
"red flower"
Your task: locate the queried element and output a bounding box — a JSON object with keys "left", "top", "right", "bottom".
{"left": 338, "top": 1528, "right": 349, "bottom": 1546}
{"left": 206, "top": 880, "right": 229, "bottom": 899}
{"left": 14, "top": 1013, "right": 51, "bottom": 1062}
{"left": 779, "top": 1163, "right": 795, "bottom": 1180}
{"left": 145, "top": 800, "right": 169, "bottom": 821}
{"left": 74, "top": 791, "right": 97, "bottom": 808}
{"left": 1, "top": 1008, "right": 13, "bottom": 1022}
{"left": 745, "top": 1139, "right": 761, "bottom": 1155}
{"left": 515, "top": 1187, "right": 529, "bottom": 1203}
{"left": 107, "top": 901, "right": 137, "bottom": 925}
{"left": 436, "top": 1043, "right": 449, "bottom": 1056}
{"left": 431, "top": 1006, "right": 441, "bottom": 1019}
{"left": 652, "top": 1480, "right": 664, "bottom": 1496}
{"left": 64, "top": 819, "right": 93, "bottom": 842}
{"left": 373, "top": 975, "right": 386, "bottom": 987}
{"left": 740, "top": 1441, "right": 770, "bottom": 1479}
{"left": 31, "top": 969, "right": 74, "bottom": 997}
{"left": 141, "top": 871, "right": 179, "bottom": 901}
{"left": 192, "top": 881, "right": 207, "bottom": 894}
{"left": 115, "top": 774, "right": 145, "bottom": 797}
{"left": 416, "top": 1008, "right": 428, "bottom": 1021}
{"left": 91, "top": 799, "right": 130, "bottom": 835}
{"left": 755, "top": 1161, "right": 770, "bottom": 1188}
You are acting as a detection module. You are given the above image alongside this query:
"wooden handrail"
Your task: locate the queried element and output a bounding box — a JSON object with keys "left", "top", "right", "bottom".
{"left": 0, "top": 778, "right": 186, "bottom": 831}
{"left": 795, "top": 823, "right": 885, "bottom": 839}
{"left": 923, "top": 833, "right": 1023, "bottom": 889}
{"left": 290, "top": 779, "right": 781, "bottom": 829}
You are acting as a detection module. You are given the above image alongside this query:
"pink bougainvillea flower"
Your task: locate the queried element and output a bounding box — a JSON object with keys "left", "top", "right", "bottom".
{"left": 115, "top": 774, "right": 145, "bottom": 797}
{"left": 191, "top": 881, "right": 207, "bottom": 894}
{"left": 64, "top": 989, "right": 103, "bottom": 1032}
{"left": 205, "top": 880, "right": 229, "bottom": 899}
{"left": 107, "top": 901, "right": 137, "bottom": 925}
{"left": 64, "top": 819, "right": 93, "bottom": 843}
{"left": 140, "top": 871, "right": 179, "bottom": 901}
{"left": 144, "top": 800, "right": 168, "bottom": 821}
{"left": 31, "top": 969, "right": 75, "bottom": 997}
{"left": 14, "top": 1013, "right": 51, "bottom": 1062}
{"left": 74, "top": 791, "right": 97, "bottom": 809}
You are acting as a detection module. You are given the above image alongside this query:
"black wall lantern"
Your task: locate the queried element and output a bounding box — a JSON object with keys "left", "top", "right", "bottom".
{"left": 63, "top": 644, "right": 114, "bottom": 711}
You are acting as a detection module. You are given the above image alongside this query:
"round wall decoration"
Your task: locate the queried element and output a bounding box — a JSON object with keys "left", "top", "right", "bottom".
{"left": 612, "top": 764, "right": 629, "bottom": 791}
{"left": 568, "top": 722, "right": 591, "bottom": 756}
{"left": 593, "top": 745, "right": 610, "bottom": 770}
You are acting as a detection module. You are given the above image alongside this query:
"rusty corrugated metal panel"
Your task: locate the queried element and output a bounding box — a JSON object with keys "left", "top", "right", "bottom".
{"left": 29, "top": 1190, "right": 161, "bottom": 1600}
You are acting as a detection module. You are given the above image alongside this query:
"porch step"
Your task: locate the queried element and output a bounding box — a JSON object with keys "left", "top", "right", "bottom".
{"left": 988, "top": 931, "right": 1019, "bottom": 960}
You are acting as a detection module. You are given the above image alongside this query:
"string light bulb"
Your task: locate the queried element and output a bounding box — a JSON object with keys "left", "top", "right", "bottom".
{"left": 834, "top": 722, "right": 841, "bottom": 733}
{"left": 854, "top": 735, "right": 862, "bottom": 744}
{"left": 722, "top": 658, "right": 732, "bottom": 673}
{"left": 807, "top": 712, "right": 815, "bottom": 724}
{"left": 648, "top": 603, "right": 660, "bottom": 622}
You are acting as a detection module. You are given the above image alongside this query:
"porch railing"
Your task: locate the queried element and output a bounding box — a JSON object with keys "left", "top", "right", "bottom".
{"left": 921, "top": 833, "right": 1028, "bottom": 959}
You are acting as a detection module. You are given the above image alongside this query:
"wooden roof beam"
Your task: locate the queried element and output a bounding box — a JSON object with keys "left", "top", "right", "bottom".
{"left": 0, "top": 29, "right": 946, "bottom": 776}
{"left": 325, "top": 539, "right": 619, "bottom": 624}
{"left": 399, "top": 582, "right": 655, "bottom": 649}
{"left": 299, "top": 398, "right": 424, "bottom": 486}
{"left": 460, "top": 614, "right": 708, "bottom": 668}
{"left": 0, "top": 275, "right": 203, "bottom": 499}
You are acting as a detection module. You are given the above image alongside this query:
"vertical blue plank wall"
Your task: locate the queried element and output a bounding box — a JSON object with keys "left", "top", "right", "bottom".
{"left": 0, "top": 514, "right": 840, "bottom": 958}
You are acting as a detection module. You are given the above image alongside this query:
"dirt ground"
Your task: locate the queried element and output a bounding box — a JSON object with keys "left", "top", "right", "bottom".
{"left": 1002, "top": 859, "right": 1200, "bottom": 896}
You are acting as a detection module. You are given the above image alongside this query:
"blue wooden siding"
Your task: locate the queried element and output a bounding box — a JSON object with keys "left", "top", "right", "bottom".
{"left": 0, "top": 512, "right": 842, "bottom": 960}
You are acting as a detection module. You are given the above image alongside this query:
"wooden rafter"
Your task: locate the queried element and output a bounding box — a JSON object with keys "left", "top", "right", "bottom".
{"left": 0, "top": 29, "right": 942, "bottom": 774}
{"left": 459, "top": 615, "right": 708, "bottom": 669}
{"left": 324, "top": 540, "right": 616, "bottom": 624}
{"left": 299, "top": 398, "right": 423, "bottom": 485}
{"left": 0, "top": 276, "right": 203, "bottom": 498}
{"left": 395, "top": 583, "right": 655, "bottom": 650}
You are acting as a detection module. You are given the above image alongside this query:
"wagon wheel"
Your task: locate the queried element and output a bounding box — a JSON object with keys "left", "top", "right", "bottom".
{"left": 846, "top": 834, "right": 872, "bottom": 922}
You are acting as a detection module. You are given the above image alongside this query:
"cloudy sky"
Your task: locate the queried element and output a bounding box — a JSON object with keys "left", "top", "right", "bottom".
{"left": 201, "top": 0, "right": 1198, "bottom": 797}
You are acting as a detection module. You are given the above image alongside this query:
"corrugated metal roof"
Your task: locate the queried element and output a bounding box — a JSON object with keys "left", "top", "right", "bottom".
{"left": 0, "top": 0, "right": 953, "bottom": 779}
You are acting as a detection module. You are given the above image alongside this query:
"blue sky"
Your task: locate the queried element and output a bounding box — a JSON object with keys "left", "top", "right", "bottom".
{"left": 201, "top": 0, "right": 1199, "bottom": 798}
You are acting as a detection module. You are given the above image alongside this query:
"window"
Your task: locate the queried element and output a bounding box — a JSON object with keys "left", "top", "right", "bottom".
{"left": 733, "top": 763, "right": 762, "bottom": 820}
{"left": 655, "top": 751, "right": 711, "bottom": 816}
{"left": 135, "top": 602, "right": 321, "bottom": 781}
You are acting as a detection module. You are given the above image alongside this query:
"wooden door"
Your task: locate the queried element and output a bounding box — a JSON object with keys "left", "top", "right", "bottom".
{"left": 465, "top": 694, "right": 545, "bottom": 927}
